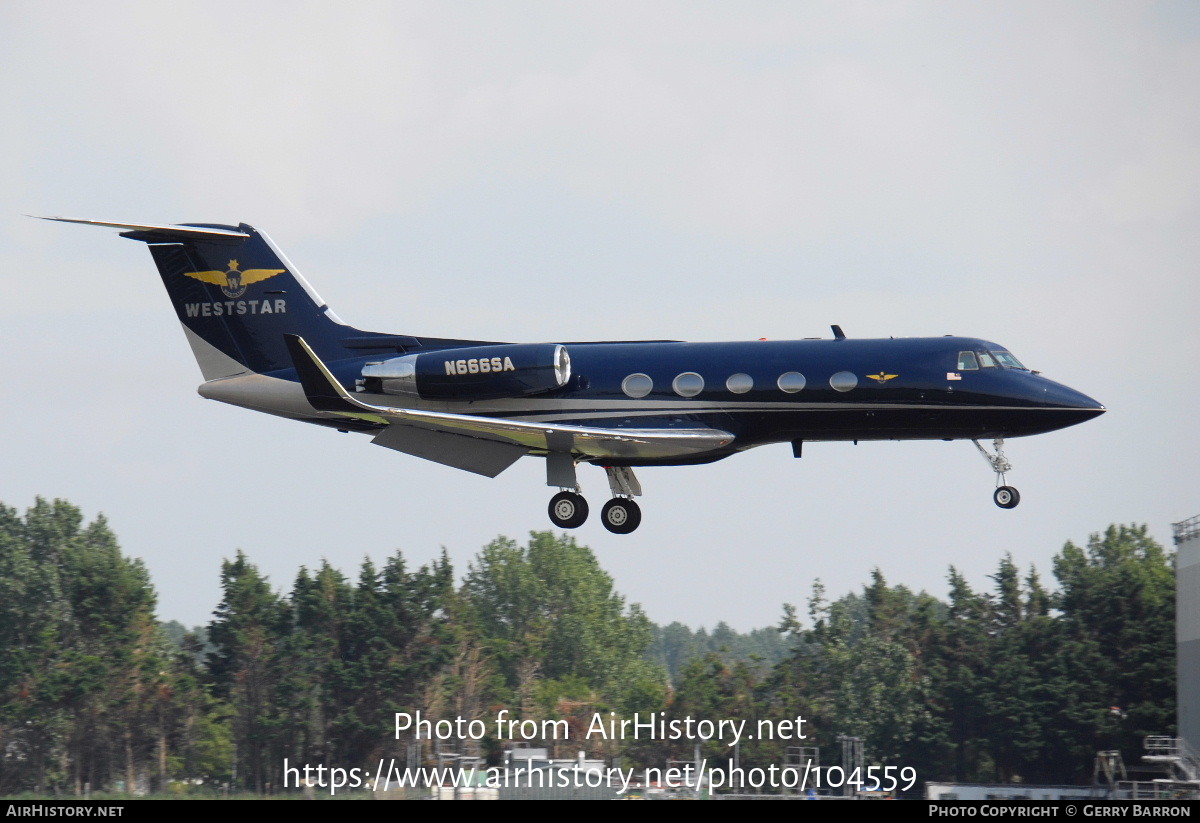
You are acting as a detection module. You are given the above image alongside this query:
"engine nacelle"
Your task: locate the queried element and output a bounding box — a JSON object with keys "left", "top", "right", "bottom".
{"left": 359, "top": 344, "right": 571, "bottom": 400}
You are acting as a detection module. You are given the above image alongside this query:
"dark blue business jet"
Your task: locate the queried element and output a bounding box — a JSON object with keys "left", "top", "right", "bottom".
{"left": 45, "top": 218, "right": 1105, "bottom": 534}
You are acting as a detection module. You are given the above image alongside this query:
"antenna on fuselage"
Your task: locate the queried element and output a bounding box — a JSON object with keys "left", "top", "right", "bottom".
{"left": 831, "top": 325, "right": 846, "bottom": 340}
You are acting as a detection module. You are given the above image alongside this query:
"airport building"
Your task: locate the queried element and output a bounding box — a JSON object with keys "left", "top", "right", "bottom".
{"left": 1174, "top": 514, "right": 1200, "bottom": 752}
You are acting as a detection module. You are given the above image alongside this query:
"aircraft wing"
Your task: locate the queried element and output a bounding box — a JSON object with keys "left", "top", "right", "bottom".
{"left": 283, "top": 335, "right": 735, "bottom": 476}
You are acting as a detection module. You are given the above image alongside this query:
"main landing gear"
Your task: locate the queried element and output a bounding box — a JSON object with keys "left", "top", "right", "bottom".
{"left": 548, "top": 491, "right": 588, "bottom": 529}
{"left": 600, "top": 497, "right": 642, "bottom": 535}
{"left": 973, "top": 438, "right": 1020, "bottom": 509}
{"left": 545, "top": 460, "right": 644, "bottom": 534}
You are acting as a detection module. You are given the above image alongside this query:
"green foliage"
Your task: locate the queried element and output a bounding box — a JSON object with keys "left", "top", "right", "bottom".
{"left": 1053, "top": 525, "right": 1176, "bottom": 755}
{"left": 747, "top": 528, "right": 1175, "bottom": 788}
{"left": 0, "top": 505, "right": 1176, "bottom": 794}
{"left": 463, "top": 531, "right": 660, "bottom": 710}
{"left": 650, "top": 620, "right": 792, "bottom": 684}
{"left": 0, "top": 499, "right": 209, "bottom": 795}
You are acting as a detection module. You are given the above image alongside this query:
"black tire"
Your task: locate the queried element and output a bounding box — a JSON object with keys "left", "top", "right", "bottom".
{"left": 601, "top": 498, "right": 642, "bottom": 534}
{"left": 993, "top": 486, "right": 1020, "bottom": 509}
{"left": 548, "top": 491, "right": 588, "bottom": 528}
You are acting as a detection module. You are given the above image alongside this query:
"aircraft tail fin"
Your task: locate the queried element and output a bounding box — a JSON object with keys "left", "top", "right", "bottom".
{"left": 41, "top": 217, "right": 353, "bottom": 379}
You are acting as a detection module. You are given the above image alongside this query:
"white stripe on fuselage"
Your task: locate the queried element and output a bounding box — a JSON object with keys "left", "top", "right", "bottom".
{"left": 499, "top": 405, "right": 1090, "bottom": 423}
{"left": 197, "top": 373, "right": 1093, "bottom": 429}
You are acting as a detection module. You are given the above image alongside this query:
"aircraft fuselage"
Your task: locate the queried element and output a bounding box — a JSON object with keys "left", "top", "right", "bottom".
{"left": 299, "top": 334, "right": 1103, "bottom": 466}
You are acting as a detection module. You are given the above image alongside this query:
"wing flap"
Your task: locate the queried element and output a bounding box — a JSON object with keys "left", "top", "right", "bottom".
{"left": 372, "top": 425, "right": 528, "bottom": 477}
{"left": 283, "top": 334, "right": 735, "bottom": 462}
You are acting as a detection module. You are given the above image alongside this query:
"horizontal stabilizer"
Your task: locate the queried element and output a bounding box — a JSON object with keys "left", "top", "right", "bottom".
{"left": 35, "top": 216, "right": 250, "bottom": 243}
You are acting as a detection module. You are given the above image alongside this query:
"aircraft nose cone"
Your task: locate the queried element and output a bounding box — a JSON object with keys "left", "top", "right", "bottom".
{"left": 1043, "top": 380, "right": 1105, "bottom": 419}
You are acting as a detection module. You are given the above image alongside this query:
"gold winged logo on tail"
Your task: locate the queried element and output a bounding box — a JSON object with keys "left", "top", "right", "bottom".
{"left": 185, "top": 259, "right": 284, "bottom": 299}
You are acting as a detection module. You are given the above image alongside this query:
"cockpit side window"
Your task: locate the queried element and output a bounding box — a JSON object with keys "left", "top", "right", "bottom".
{"left": 978, "top": 351, "right": 997, "bottom": 368}
{"left": 958, "top": 351, "right": 979, "bottom": 370}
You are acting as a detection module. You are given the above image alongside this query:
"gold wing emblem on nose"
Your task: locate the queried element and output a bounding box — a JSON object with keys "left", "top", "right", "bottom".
{"left": 867, "top": 372, "right": 898, "bottom": 383}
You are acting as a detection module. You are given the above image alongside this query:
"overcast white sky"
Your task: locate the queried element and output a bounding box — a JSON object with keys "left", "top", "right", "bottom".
{"left": 3, "top": 1, "right": 1197, "bottom": 632}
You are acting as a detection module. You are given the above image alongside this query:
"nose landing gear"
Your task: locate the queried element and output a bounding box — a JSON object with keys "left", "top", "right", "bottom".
{"left": 993, "top": 486, "right": 1020, "bottom": 509}
{"left": 973, "top": 438, "right": 1020, "bottom": 509}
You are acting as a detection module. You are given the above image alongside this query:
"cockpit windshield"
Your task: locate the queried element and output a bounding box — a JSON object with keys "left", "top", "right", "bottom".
{"left": 956, "top": 349, "right": 1028, "bottom": 371}
{"left": 990, "top": 350, "right": 1027, "bottom": 370}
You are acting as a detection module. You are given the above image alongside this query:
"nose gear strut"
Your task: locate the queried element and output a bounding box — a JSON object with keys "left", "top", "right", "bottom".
{"left": 973, "top": 438, "right": 1020, "bottom": 509}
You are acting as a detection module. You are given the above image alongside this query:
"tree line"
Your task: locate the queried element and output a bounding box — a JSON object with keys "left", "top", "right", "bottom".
{"left": 0, "top": 498, "right": 1175, "bottom": 794}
